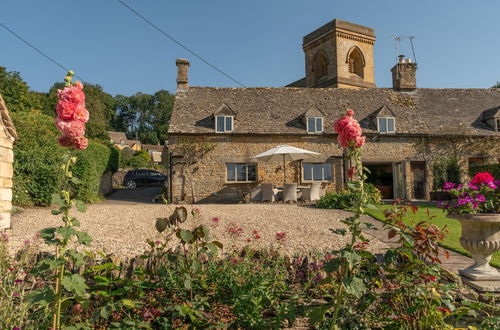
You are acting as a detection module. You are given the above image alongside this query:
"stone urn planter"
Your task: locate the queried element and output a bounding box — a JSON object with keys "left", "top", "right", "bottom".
{"left": 448, "top": 213, "right": 500, "bottom": 281}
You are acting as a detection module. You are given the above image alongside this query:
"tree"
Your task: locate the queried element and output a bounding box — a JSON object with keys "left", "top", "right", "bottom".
{"left": 0, "top": 66, "right": 35, "bottom": 112}
{"left": 114, "top": 90, "right": 174, "bottom": 145}
{"left": 492, "top": 81, "right": 500, "bottom": 88}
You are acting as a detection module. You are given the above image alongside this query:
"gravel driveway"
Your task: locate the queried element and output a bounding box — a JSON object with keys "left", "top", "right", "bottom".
{"left": 7, "top": 199, "right": 388, "bottom": 257}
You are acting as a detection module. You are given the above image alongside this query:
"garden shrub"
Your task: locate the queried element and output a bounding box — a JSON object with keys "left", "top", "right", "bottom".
{"left": 11, "top": 111, "right": 118, "bottom": 206}
{"left": 73, "top": 141, "right": 119, "bottom": 202}
{"left": 432, "top": 157, "right": 461, "bottom": 190}
{"left": 119, "top": 149, "right": 153, "bottom": 169}
{"left": 469, "top": 163, "right": 500, "bottom": 179}
{"left": 316, "top": 183, "right": 381, "bottom": 209}
{"left": 11, "top": 111, "right": 65, "bottom": 206}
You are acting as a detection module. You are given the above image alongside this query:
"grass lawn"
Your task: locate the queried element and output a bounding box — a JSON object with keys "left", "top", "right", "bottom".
{"left": 364, "top": 204, "right": 500, "bottom": 268}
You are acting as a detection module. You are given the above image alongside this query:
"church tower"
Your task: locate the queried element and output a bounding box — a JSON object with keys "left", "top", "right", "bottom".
{"left": 300, "top": 19, "right": 376, "bottom": 89}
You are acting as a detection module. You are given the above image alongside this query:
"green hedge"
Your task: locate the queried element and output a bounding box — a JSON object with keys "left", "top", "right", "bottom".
{"left": 469, "top": 163, "right": 500, "bottom": 179}
{"left": 11, "top": 111, "right": 118, "bottom": 206}
{"left": 11, "top": 111, "right": 65, "bottom": 206}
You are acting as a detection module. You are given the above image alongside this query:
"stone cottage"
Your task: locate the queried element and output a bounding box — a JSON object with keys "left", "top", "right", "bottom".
{"left": 0, "top": 94, "right": 17, "bottom": 229}
{"left": 167, "top": 19, "right": 500, "bottom": 203}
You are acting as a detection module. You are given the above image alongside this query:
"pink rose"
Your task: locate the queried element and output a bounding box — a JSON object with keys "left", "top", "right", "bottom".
{"left": 341, "top": 121, "right": 362, "bottom": 141}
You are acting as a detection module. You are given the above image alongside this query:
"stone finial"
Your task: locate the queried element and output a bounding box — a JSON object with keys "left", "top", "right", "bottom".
{"left": 391, "top": 55, "right": 417, "bottom": 91}
{"left": 176, "top": 58, "right": 190, "bottom": 91}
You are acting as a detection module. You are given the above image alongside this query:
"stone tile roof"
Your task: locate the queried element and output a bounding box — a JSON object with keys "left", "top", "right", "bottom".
{"left": 142, "top": 144, "right": 164, "bottom": 152}
{"left": 107, "top": 131, "right": 127, "bottom": 144}
{"left": 0, "top": 94, "right": 17, "bottom": 140}
{"left": 168, "top": 87, "right": 500, "bottom": 137}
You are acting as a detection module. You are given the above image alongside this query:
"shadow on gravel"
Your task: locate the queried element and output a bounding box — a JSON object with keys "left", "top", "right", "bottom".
{"left": 103, "top": 187, "right": 163, "bottom": 205}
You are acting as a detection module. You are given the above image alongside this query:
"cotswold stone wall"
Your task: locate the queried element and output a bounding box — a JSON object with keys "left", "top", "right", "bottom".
{"left": 168, "top": 134, "right": 500, "bottom": 203}
{"left": 0, "top": 125, "right": 14, "bottom": 229}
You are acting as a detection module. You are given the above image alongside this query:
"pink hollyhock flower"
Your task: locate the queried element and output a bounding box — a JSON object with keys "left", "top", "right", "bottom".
{"left": 73, "top": 106, "right": 89, "bottom": 123}
{"left": 334, "top": 109, "right": 365, "bottom": 148}
{"left": 55, "top": 117, "right": 86, "bottom": 138}
{"left": 347, "top": 167, "right": 356, "bottom": 179}
{"left": 57, "top": 82, "right": 85, "bottom": 105}
{"left": 72, "top": 136, "right": 89, "bottom": 150}
{"left": 58, "top": 135, "right": 73, "bottom": 147}
{"left": 211, "top": 217, "right": 220, "bottom": 224}
{"left": 56, "top": 101, "right": 78, "bottom": 120}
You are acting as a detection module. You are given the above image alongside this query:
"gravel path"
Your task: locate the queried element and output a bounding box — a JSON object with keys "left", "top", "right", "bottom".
{"left": 7, "top": 203, "right": 388, "bottom": 257}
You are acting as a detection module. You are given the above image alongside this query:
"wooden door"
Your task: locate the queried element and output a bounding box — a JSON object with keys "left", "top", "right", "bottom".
{"left": 410, "top": 161, "right": 426, "bottom": 200}
{"left": 393, "top": 162, "right": 405, "bottom": 199}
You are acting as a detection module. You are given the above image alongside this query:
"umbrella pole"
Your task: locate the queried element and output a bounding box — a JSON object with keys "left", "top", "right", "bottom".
{"left": 283, "top": 154, "right": 286, "bottom": 185}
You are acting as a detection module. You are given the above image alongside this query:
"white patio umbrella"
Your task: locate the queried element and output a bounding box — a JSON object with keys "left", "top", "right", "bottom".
{"left": 252, "top": 144, "right": 321, "bottom": 184}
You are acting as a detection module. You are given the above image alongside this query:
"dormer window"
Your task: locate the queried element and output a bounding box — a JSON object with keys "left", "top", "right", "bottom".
{"left": 307, "top": 117, "right": 323, "bottom": 133}
{"left": 216, "top": 115, "right": 233, "bottom": 133}
{"left": 497, "top": 119, "right": 500, "bottom": 132}
{"left": 377, "top": 117, "right": 396, "bottom": 133}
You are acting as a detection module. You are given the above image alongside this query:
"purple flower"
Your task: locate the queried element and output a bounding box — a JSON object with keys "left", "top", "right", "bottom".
{"left": 468, "top": 183, "right": 478, "bottom": 190}
{"left": 487, "top": 182, "right": 497, "bottom": 189}
{"left": 457, "top": 184, "right": 463, "bottom": 190}
{"left": 13, "top": 292, "right": 19, "bottom": 297}
{"left": 14, "top": 279, "right": 22, "bottom": 283}
{"left": 437, "top": 201, "right": 443, "bottom": 209}
{"left": 472, "top": 202, "right": 479, "bottom": 208}
{"left": 443, "top": 182, "right": 455, "bottom": 191}
{"left": 475, "top": 194, "right": 486, "bottom": 203}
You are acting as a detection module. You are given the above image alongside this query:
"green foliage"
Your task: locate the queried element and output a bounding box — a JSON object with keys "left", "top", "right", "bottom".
{"left": 469, "top": 163, "right": 500, "bottom": 179}
{"left": 121, "top": 149, "right": 152, "bottom": 169}
{"left": 316, "top": 183, "right": 381, "bottom": 210}
{"left": 492, "top": 81, "right": 500, "bottom": 88}
{"left": 72, "top": 141, "right": 119, "bottom": 203}
{"left": 11, "top": 111, "right": 118, "bottom": 206}
{"left": 432, "top": 157, "right": 461, "bottom": 190}
{"left": 0, "top": 66, "right": 34, "bottom": 113}
{"left": 11, "top": 111, "right": 65, "bottom": 206}
{"left": 114, "top": 90, "right": 174, "bottom": 144}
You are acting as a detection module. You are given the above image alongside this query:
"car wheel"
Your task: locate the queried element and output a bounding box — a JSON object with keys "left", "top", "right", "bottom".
{"left": 126, "top": 180, "right": 137, "bottom": 189}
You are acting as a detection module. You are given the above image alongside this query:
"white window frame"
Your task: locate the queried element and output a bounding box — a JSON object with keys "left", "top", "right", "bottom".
{"left": 215, "top": 115, "right": 234, "bottom": 133}
{"left": 496, "top": 118, "right": 500, "bottom": 132}
{"left": 302, "top": 162, "right": 333, "bottom": 182}
{"left": 306, "top": 116, "right": 324, "bottom": 134}
{"left": 225, "top": 163, "right": 257, "bottom": 183}
{"left": 377, "top": 117, "right": 396, "bottom": 133}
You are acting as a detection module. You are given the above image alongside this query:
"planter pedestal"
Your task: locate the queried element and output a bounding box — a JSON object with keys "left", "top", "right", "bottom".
{"left": 449, "top": 214, "right": 500, "bottom": 281}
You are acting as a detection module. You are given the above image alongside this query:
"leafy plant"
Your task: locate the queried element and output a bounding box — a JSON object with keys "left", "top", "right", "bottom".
{"left": 316, "top": 183, "right": 381, "bottom": 210}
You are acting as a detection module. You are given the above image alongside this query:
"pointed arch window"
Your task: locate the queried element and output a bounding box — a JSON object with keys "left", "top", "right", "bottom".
{"left": 346, "top": 47, "right": 365, "bottom": 78}
{"left": 313, "top": 51, "right": 328, "bottom": 81}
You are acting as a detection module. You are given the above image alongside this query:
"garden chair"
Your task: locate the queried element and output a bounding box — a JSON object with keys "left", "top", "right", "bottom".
{"left": 261, "top": 183, "right": 277, "bottom": 202}
{"left": 301, "top": 182, "right": 321, "bottom": 202}
{"left": 282, "top": 183, "right": 298, "bottom": 202}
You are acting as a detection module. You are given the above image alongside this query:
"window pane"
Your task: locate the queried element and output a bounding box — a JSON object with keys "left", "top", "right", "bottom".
{"left": 387, "top": 118, "right": 395, "bottom": 132}
{"left": 313, "top": 163, "right": 323, "bottom": 181}
{"left": 216, "top": 116, "right": 225, "bottom": 132}
{"left": 307, "top": 117, "right": 316, "bottom": 132}
{"left": 323, "top": 164, "right": 332, "bottom": 181}
{"left": 236, "top": 164, "right": 247, "bottom": 181}
{"left": 247, "top": 164, "right": 256, "bottom": 181}
{"left": 149, "top": 171, "right": 161, "bottom": 177}
{"left": 378, "top": 118, "right": 387, "bottom": 132}
{"left": 225, "top": 116, "right": 233, "bottom": 132}
{"left": 226, "top": 163, "right": 236, "bottom": 181}
{"left": 303, "top": 163, "right": 312, "bottom": 180}
{"left": 316, "top": 117, "right": 323, "bottom": 132}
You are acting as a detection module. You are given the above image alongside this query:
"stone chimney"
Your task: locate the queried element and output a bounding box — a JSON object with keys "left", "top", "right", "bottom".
{"left": 391, "top": 55, "right": 417, "bottom": 91}
{"left": 176, "top": 58, "right": 190, "bottom": 91}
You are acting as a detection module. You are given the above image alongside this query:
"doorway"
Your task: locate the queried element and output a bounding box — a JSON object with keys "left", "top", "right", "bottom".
{"left": 411, "top": 161, "right": 426, "bottom": 200}
{"left": 365, "top": 164, "right": 394, "bottom": 199}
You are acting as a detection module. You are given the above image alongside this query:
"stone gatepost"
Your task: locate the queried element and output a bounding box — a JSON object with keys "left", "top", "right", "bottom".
{"left": 0, "top": 94, "right": 17, "bottom": 230}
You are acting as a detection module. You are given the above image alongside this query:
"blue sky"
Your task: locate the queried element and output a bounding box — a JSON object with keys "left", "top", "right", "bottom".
{"left": 1, "top": 0, "right": 500, "bottom": 96}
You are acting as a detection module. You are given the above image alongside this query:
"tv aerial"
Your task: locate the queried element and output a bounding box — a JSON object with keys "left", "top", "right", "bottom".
{"left": 392, "top": 36, "right": 417, "bottom": 63}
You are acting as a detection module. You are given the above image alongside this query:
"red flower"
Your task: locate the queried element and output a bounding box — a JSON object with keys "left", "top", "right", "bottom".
{"left": 275, "top": 232, "right": 287, "bottom": 241}
{"left": 347, "top": 167, "right": 356, "bottom": 179}
{"left": 419, "top": 274, "right": 438, "bottom": 282}
{"left": 333, "top": 109, "right": 365, "bottom": 148}
{"left": 436, "top": 306, "right": 451, "bottom": 314}
{"left": 470, "top": 172, "right": 494, "bottom": 185}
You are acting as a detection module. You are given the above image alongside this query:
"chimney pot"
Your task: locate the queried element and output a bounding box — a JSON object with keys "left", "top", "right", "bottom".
{"left": 176, "top": 58, "right": 190, "bottom": 91}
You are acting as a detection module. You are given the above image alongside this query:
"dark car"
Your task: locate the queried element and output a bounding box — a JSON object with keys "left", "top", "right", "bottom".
{"left": 123, "top": 169, "right": 167, "bottom": 189}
